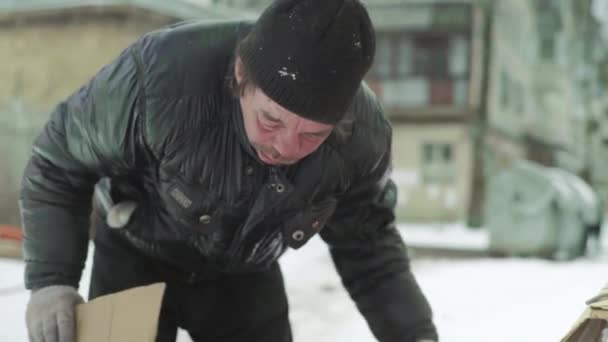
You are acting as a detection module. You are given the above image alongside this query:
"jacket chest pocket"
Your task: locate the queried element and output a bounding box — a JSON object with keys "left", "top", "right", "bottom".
{"left": 161, "top": 176, "right": 222, "bottom": 232}
{"left": 283, "top": 197, "right": 337, "bottom": 249}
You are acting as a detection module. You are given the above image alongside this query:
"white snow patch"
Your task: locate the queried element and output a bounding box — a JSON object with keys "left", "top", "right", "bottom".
{"left": 2, "top": 225, "right": 607, "bottom": 342}
{"left": 398, "top": 222, "right": 489, "bottom": 250}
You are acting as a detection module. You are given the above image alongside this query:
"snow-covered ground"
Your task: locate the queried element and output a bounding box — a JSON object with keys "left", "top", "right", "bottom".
{"left": 1, "top": 224, "right": 606, "bottom": 342}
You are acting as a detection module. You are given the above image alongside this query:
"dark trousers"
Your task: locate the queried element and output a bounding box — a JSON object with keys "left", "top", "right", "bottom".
{"left": 89, "top": 218, "right": 293, "bottom": 342}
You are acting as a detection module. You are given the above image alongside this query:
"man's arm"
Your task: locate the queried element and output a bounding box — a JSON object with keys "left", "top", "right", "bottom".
{"left": 320, "top": 97, "right": 437, "bottom": 342}
{"left": 20, "top": 41, "right": 147, "bottom": 290}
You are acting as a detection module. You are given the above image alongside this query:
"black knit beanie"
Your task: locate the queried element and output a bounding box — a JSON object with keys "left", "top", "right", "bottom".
{"left": 238, "top": 0, "right": 376, "bottom": 125}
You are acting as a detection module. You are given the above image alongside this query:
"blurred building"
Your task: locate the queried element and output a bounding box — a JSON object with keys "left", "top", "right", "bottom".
{"left": 4, "top": 0, "right": 608, "bottom": 227}
{"left": 221, "top": 0, "right": 608, "bottom": 225}
{"left": 0, "top": 0, "right": 253, "bottom": 225}
{"left": 483, "top": 0, "right": 608, "bottom": 209}
{"left": 364, "top": 0, "right": 486, "bottom": 223}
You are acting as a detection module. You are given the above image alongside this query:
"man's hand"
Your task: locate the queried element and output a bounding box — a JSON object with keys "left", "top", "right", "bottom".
{"left": 26, "top": 285, "right": 84, "bottom": 342}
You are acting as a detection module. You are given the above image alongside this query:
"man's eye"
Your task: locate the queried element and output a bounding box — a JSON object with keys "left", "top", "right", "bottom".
{"left": 258, "top": 116, "right": 278, "bottom": 129}
{"left": 261, "top": 121, "right": 279, "bottom": 130}
{"left": 267, "top": 122, "right": 280, "bottom": 128}
{"left": 303, "top": 133, "right": 322, "bottom": 141}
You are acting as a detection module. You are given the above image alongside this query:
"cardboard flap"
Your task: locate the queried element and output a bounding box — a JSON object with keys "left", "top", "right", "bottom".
{"left": 562, "top": 292, "right": 608, "bottom": 341}
{"left": 587, "top": 290, "right": 608, "bottom": 311}
{"left": 589, "top": 298, "right": 608, "bottom": 311}
{"left": 76, "top": 283, "right": 166, "bottom": 342}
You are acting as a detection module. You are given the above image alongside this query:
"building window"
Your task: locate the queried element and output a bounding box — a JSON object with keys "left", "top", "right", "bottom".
{"left": 500, "top": 70, "right": 525, "bottom": 115}
{"left": 454, "top": 79, "right": 469, "bottom": 105}
{"left": 449, "top": 36, "right": 469, "bottom": 77}
{"left": 540, "top": 36, "right": 555, "bottom": 60}
{"left": 500, "top": 70, "right": 510, "bottom": 109}
{"left": 423, "top": 144, "right": 435, "bottom": 163}
{"left": 512, "top": 80, "right": 524, "bottom": 114}
{"left": 429, "top": 79, "right": 453, "bottom": 105}
{"left": 536, "top": 0, "right": 560, "bottom": 62}
{"left": 397, "top": 38, "right": 413, "bottom": 76}
{"left": 373, "top": 35, "right": 393, "bottom": 78}
{"left": 421, "top": 142, "right": 455, "bottom": 184}
{"left": 390, "top": 34, "right": 467, "bottom": 79}
{"left": 372, "top": 32, "right": 470, "bottom": 107}
{"left": 413, "top": 35, "right": 449, "bottom": 78}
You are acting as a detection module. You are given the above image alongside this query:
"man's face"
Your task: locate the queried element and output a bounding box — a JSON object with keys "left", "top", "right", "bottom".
{"left": 235, "top": 59, "right": 334, "bottom": 166}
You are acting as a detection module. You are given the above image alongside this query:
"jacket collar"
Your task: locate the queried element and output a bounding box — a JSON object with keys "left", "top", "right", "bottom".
{"left": 228, "top": 90, "right": 265, "bottom": 164}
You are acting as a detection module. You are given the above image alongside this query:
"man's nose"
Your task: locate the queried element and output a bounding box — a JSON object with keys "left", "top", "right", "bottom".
{"left": 274, "top": 131, "right": 300, "bottom": 159}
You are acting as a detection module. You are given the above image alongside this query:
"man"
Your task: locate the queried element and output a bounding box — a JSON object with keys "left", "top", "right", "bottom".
{"left": 22, "top": 0, "right": 438, "bottom": 341}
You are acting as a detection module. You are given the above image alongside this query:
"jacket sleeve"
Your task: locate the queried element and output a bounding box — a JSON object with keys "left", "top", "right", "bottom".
{"left": 320, "top": 120, "right": 438, "bottom": 342}
{"left": 19, "top": 42, "right": 148, "bottom": 290}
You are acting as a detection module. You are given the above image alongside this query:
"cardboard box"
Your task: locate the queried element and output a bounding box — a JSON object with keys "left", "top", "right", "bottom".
{"left": 562, "top": 285, "right": 608, "bottom": 341}
{"left": 76, "top": 283, "right": 166, "bottom": 342}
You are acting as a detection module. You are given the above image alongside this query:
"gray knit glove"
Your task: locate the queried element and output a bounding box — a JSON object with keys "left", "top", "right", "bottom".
{"left": 26, "top": 285, "right": 84, "bottom": 342}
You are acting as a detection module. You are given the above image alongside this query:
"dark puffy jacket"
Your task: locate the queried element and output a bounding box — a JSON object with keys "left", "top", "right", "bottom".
{"left": 20, "top": 20, "right": 437, "bottom": 342}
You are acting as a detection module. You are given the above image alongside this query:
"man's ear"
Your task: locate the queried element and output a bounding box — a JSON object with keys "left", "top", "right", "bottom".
{"left": 235, "top": 57, "right": 244, "bottom": 84}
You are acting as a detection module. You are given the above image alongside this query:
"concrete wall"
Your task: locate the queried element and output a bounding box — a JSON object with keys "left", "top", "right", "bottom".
{"left": 0, "top": 10, "right": 173, "bottom": 225}
{"left": 391, "top": 123, "right": 473, "bottom": 222}
{"left": 0, "top": 11, "right": 172, "bottom": 112}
